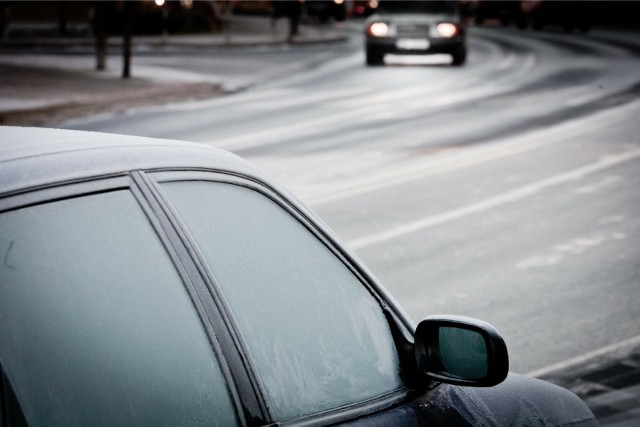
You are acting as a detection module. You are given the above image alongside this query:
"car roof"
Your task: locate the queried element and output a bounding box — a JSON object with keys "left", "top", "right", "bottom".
{"left": 0, "top": 126, "right": 263, "bottom": 197}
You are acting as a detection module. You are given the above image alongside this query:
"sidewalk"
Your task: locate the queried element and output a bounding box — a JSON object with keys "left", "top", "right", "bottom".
{"left": 0, "top": 15, "right": 349, "bottom": 126}
{"left": 531, "top": 337, "right": 640, "bottom": 426}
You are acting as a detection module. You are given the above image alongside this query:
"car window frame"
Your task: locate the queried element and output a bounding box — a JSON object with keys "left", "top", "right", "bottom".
{"left": 146, "top": 169, "right": 417, "bottom": 426}
{"left": 0, "top": 173, "right": 249, "bottom": 427}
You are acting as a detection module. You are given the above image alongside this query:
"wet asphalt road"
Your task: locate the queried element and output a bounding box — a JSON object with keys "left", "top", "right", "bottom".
{"left": 64, "top": 24, "right": 640, "bottom": 376}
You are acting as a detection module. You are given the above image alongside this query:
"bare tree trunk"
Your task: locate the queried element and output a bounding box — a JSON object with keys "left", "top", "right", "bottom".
{"left": 57, "top": 1, "right": 68, "bottom": 36}
{"left": 94, "top": 1, "right": 107, "bottom": 71}
{"left": 222, "top": 1, "right": 234, "bottom": 45}
{"left": 122, "top": 0, "right": 132, "bottom": 79}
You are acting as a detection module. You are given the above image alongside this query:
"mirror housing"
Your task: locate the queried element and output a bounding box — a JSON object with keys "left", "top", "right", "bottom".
{"left": 415, "top": 315, "right": 509, "bottom": 387}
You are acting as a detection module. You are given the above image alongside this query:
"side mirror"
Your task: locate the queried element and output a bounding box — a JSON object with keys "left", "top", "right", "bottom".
{"left": 415, "top": 315, "right": 509, "bottom": 387}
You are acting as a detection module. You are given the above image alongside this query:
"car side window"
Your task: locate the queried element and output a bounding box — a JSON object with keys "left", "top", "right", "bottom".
{"left": 0, "top": 190, "right": 238, "bottom": 426}
{"left": 161, "top": 181, "right": 404, "bottom": 422}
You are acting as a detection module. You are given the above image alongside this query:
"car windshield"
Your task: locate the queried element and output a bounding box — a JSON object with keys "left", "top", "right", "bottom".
{"left": 378, "top": 0, "right": 456, "bottom": 14}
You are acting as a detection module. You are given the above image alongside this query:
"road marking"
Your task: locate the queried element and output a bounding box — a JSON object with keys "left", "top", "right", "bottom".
{"left": 248, "top": 87, "right": 373, "bottom": 111}
{"left": 207, "top": 83, "right": 515, "bottom": 151}
{"left": 209, "top": 86, "right": 443, "bottom": 149}
{"left": 307, "top": 98, "right": 639, "bottom": 206}
{"left": 574, "top": 175, "right": 623, "bottom": 194}
{"left": 212, "top": 103, "right": 383, "bottom": 150}
{"left": 347, "top": 148, "right": 640, "bottom": 250}
{"left": 308, "top": 137, "right": 558, "bottom": 206}
{"left": 526, "top": 334, "right": 640, "bottom": 378}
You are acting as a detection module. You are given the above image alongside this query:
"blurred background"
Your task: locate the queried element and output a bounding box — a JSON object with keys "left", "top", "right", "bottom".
{"left": 1, "top": 1, "right": 638, "bottom": 38}
{"left": 0, "top": 0, "right": 352, "bottom": 42}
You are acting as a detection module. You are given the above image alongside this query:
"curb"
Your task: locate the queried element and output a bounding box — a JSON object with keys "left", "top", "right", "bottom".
{"left": 0, "top": 29, "right": 349, "bottom": 126}
{"left": 530, "top": 337, "right": 640, "bottom": 426}
{"left": 0, "top": 81, "right": 223, "bottom": 126}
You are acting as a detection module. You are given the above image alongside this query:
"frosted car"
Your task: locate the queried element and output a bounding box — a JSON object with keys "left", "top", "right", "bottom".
{"left": 0, "top": 127, "right": 596, "bottom": 426}
{"left": 365, "top": 0, "right": 467, "bottom": 66}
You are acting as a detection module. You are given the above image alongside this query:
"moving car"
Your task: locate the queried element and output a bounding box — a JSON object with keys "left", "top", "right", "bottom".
{"left": 0, "top": 127, "right": 597, "bottom": 426}
{"left": 364, "top": 0, "right": 467, "bottom": 66}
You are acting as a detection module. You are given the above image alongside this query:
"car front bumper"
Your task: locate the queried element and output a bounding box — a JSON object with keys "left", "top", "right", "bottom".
{"left": 366, "top": 36, "right": 465, "bottom": 55}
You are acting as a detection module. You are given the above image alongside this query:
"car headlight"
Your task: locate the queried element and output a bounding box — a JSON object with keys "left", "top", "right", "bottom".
{"left": 368, "top": 22, "right": 390, "bottom": 37}
{"left": 436, "top": 22, "right": 458, "bottom": 37}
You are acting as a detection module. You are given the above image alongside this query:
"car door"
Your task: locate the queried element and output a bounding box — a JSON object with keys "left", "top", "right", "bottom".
{"left": 0, "top": 176, "right": 243, "bottom": 426}
{"left": 146, "top": 170, "right": 425, "bottom": 426}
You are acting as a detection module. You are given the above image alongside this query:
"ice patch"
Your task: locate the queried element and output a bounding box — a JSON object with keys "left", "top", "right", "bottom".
{"left": 517, "top": 254, "right": 563, "bottom": 269}
{"left": 575, "top": 175, "right": 623, "bottom": 194}
{"left": 518, "top": 232, "right": 624, "bottom": 270}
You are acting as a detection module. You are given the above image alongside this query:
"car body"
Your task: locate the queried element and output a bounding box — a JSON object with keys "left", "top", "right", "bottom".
{"left": 0, "top": 127, "right": 597, "bottom": 426}
{"left": 364, "top": 0, "right": 467, "bottom": 66}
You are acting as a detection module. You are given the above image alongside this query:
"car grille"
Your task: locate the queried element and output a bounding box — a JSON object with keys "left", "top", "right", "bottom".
{"left": 396, "top": 23, "right": 430, "bottom": 36}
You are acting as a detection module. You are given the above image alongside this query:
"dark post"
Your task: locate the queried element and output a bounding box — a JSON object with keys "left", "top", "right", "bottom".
{"left": 0, "top": 3, "right": 10, "bottom": 39}
{"left": 284, "top": 0, "right": 301, "bottom": 42}
{"left": 162, "top": 3, "right": 169, "bottom": 39}
{"left": 122, "top": 0, "right": 132, "bottom": 79}
{"left": 57, "top": 1, "right": 68, "bottom": 36}
{"left": 94, "top": 1, "right": 107, "bottom": 71}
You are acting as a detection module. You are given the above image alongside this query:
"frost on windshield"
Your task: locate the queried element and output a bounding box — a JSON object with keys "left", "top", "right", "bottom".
{"left": 162, "top": 181, "right": 403, "bottom": 421}
{"left": 0, "top": 191, "right": 238, "bottom": 426}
